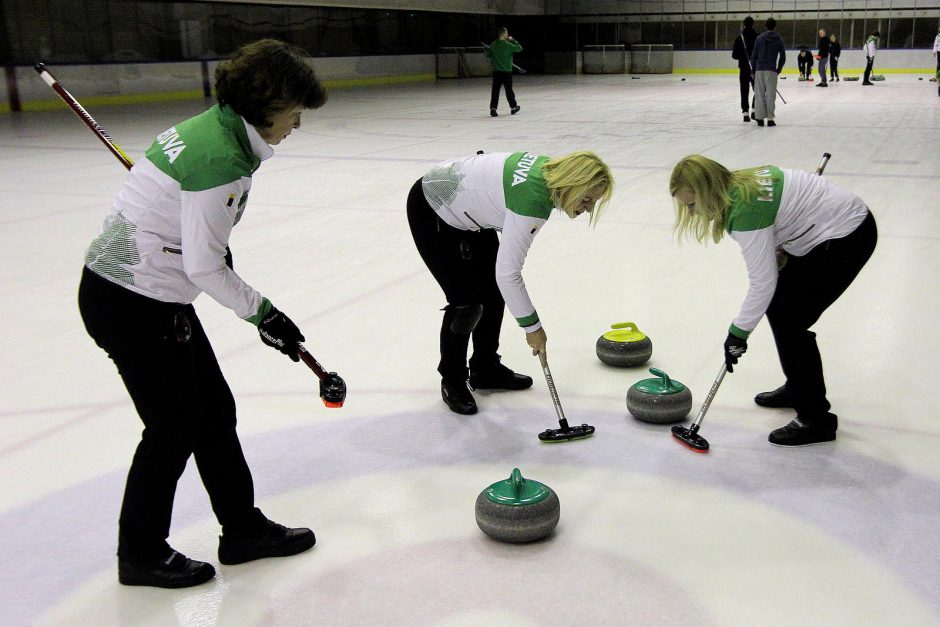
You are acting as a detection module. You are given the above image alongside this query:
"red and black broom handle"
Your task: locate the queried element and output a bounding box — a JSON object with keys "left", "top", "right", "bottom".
{"left": 34, "top": 63, "right": 135, "bottom": 170}
{"left": 35, "top": 62, "right": 344, "bottom": 407}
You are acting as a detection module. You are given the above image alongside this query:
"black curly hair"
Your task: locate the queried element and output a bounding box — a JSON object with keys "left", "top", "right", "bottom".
{"left": 215, "top": 39, "right": 327, "bottom": 129}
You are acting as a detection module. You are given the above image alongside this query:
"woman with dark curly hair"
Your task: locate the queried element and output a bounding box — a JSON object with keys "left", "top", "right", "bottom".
{"left": 78, "top": 39, "right": 326, "bottom": 588}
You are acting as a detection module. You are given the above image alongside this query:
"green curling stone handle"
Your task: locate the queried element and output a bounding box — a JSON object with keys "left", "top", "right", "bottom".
{"left": 511, "top": 468, "right": 524, "bottom": 498}
{"left": 484, "top": 468, "right": 552, "bottom": 505}
{"left": 634, "top": 368, "right": 686, "bottom": 395}
{"left": 648, "top": 368, "right": 677, "bottom": 390}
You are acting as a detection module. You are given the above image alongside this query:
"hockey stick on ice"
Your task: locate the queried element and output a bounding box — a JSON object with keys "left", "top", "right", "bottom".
{"left": 34, "top": 62, "right": 346, "bottom": 408}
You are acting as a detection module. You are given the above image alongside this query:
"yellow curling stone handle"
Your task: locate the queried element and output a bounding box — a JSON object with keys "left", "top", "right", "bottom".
{"left": 602, "top": 321, "right": 648, "bottom": 343}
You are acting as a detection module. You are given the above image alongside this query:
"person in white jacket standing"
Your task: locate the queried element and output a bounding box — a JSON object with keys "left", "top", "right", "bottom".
{"left": 863, "top": 30, "right": 880, "bottom": 85}
{"left": 79, "top": 39, "right": 325, "bottom": 589}
{"left": 669, "top": 155, "right": 877, "bottom": 447}
{"left": 407, "top": 150, "right": 614, "bottom": 415}
{"left": 933, "top": 27, "right": 940, "bottom": 95}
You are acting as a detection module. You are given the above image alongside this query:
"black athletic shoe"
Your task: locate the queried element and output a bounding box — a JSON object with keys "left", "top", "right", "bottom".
{"left": 862, "top": 81, "right": 874, "bottom": 86}
{"left": 767, "top": 120, "right": 777, "bottom": 127}
{"left": 490, "top": 108, "right": 498, "bottom": 117}
{"left": 219, "top": 519, "right": 316, "bottom": 565}
{"left": 470, "top": 362, "right": 533, "bottom": 391}
{"left": 768, "top": 418, "right": 836, "bottom": 447}
{"left": 119, "top": 551, "right": 215, "bottom": 588}
{"left": 510, "top": 105, "right": 521, "bottom": 115}
{"left": 743, "top": 113, "right": 750, "bottom": 123}
{"left": 441, "top": 379, "right": 477, "bottom": 414}
{"left": 756, "top": 119, "right": 765, "bottom": 126}
{"left": 816, "top": 82, "right": 828, "bottom": 87}
{"left": 754, "top": 385, "right": 793, "bottom": 408}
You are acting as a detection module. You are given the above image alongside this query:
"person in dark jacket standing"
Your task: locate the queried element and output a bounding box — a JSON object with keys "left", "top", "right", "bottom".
{"left": 829, "top": 33, "right": 841, "bottom": 81}
{"left": 816, "top": 28, "right": 830, "bottom": 86}
{"left": 750, "top": 18, "right": 786, "bottom": 127}
{"left": 732, "top": 16, "right": 758, "bottom": 122}
{"left": 486, "top": 27, "right": 523, "bottom": 117}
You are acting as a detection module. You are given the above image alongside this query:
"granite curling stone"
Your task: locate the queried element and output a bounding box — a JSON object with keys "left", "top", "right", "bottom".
{"left": 475, "top": 468, "right": 560, "bottom": 543}
{"left": 627, "top": 368, "right": 693, "bottom": 424}
{"left": 596, "top": 322, "right": 653, "bottom": 367}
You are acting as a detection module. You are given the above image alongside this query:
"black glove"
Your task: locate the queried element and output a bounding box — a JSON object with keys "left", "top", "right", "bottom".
{"left": 724, "top": 333, "right": 748, "bottom": 373}
{"left": 258, "top": 305, "right": 305, "bottom": 362}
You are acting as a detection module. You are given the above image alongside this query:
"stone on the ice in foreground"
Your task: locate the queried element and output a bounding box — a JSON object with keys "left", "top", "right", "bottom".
{"left": 475, "top": 468, "right": 560, "bottom": 543}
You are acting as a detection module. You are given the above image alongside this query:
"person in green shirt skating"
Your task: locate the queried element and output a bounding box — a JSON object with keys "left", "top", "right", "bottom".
{"left": 486, "top": 27, "right": 523, "bottom": 117}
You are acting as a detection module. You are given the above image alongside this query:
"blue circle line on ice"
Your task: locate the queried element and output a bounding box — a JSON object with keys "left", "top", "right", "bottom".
{"left": 1, "top": 407, "right": 938, "bottom": 623}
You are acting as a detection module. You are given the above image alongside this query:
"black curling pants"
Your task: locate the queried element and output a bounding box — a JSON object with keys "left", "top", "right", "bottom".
{"left": 489, "top": 70, "right": 517, "bottom": 110}
{"left": 766, "top": 211, "right": 877, "bottom": 430}
{"left": 864, "top": 57, "right": 875, "bottom": 83}
{"left": 406, "top": 180, "right": 505, "bottom": 383}
{"left": 739, "top": 66, "right": 754, "bottom": 113}
{"left": 78, "top": 267, "right": 265, "bottom": 562}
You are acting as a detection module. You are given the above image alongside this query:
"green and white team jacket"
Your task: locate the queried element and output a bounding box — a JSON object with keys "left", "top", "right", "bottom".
{"left": 727, "top": 166, "right": 869, "bottom": 338}
{"left": 421, "top": 151, "right": 554, "bottom": 333}
{"left": 84, "top": 104, "right": 273, "bottom": 322}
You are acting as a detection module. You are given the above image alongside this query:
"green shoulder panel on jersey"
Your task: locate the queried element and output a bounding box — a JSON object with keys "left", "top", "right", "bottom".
{"left": 726, "top": 165, "right": 784, "bottom": 233}
{"left": 502, "top": 152, "right": 553, "bottom": 219}
{"left": 145, "top": 105, "right": 261, "bottom": 192}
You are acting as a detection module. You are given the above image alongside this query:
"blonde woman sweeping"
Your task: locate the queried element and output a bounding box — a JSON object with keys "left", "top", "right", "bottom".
{"left": 669, "top": 155, "right": 876, "bottom": 446}
{"left": 408, "top": 150, "right": 613, "bottom": 415}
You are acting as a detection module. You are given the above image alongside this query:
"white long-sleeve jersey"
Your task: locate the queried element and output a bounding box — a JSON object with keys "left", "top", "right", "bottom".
{"left": 421, "top": 151, "right": 556, "bottom": 333}
{"left": 727, "top": 167, "right": 869, "bottom": 338}
{"left": 84, "top": 104, "right": 273, "bottom": 322}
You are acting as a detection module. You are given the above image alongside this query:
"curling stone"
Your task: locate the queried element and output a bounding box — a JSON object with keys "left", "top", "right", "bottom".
{"left": 596, "top": 322, "right": 652, "bottom": 367}
{"left": 475, "top": 468, "right": 560, "bottom": 543}
{"left": 627, "top": 368, "right": 693, "bottom": 424}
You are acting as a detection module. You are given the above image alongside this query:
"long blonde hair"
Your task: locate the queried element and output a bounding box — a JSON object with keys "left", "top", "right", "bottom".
{"left": 541, "top": 151, "right": 614, "bottom": 227}
{"left": 669, "top": 154, "right": 764, "bottom": 243}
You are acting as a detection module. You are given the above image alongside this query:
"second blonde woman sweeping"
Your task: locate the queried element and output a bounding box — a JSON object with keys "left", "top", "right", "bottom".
{"left": 408, "top": 150, "right": 613, "bottom": 415}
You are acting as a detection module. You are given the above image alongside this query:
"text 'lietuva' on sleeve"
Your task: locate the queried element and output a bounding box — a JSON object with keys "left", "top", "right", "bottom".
{"left": 498, "top": 152, "right": 553, "bottom": 333}
{"left": 726, "top": 166, "right": 784, "bottom": 338}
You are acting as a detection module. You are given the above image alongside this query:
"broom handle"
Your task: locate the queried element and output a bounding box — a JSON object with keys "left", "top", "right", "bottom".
{"left": 34, "top": 63, "right": 135, "bottom": 170}
{"left": 539, "top": 352, "right": 570, "bottom": 430}
{"left": 690, "top": 362, "right": 728, "bottom": 430}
